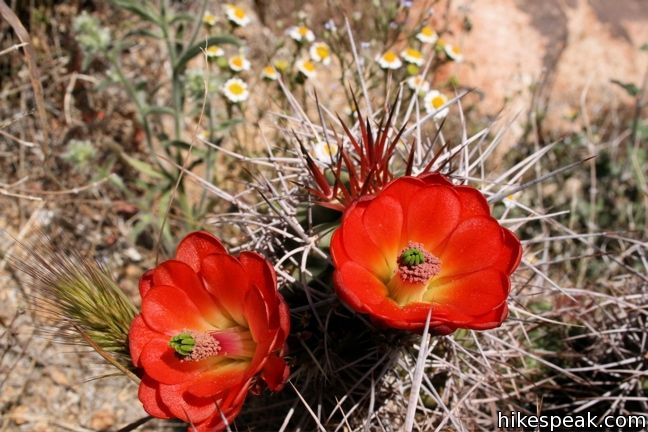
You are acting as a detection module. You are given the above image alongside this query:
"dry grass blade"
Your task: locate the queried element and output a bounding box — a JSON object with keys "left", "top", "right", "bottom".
{"left": 0, "top": 0, "right": 49, "bottom": 158}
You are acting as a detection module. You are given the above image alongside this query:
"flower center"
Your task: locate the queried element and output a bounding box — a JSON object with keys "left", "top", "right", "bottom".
{"left": 233, "top": 7, "right": 246, "bottom": 19}
{"left": 228, "top": 83, "right": 245, "bottom": 95}
{"left": 405, "top": 48, "right": 422, "bottom": 59}
{"left": 169, "top": 327, "right": 255, "bottom": 361}
{"left": 397, "top": 241, "right": 441, "bottom": 284}
{"left": 431, "top": 95, "right": 446, "bottom": 109}
{"left": 316, "top": 45, "right": 330, "bottom": 59}
{"left": 302, "top": 61, "right": 315, "bottom": 72}
{"left": 383, "top": 51, "right": 397, "bottom": 62}
{"left": 169, "top": 332, "right": 221, "bottom": 361}
{"left": 421, "top": 26, "right": 434, "bottom": 36}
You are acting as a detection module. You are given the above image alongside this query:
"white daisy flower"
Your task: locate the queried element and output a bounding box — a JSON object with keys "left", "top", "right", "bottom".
{"left": 228, "top": 54, "right": 251, "bottom": 72}
{"left": 224, "top": 4, "right": 250, "bottom": 27}
{"left": 197, "top": 130, "right": 210, "bottom": 141}
{"left": 287, "top": 25, "right": 315, "bottom": 43}
{"left": 444, "top": 44, "right": 464, "bottom": 62}
{"left": 376, "top": 50, "right": 402, "bottom": 70}
{"left": 309, "top": 42, "right": 331, "bottom": 65}
{"left": 406, "top": 75, "right": 430, "bottom": 94}
{"left": 312, "top": 141, "right": 338, "bottom": 164}
{"left": 222, "top": 78, "right": 249, "bottom": 103}
{"left": 503, "top": 193, "right": 520, "bottom": 209}
{"left": 423, "top": 90, "right": 449, "bottom": 118}
{"left": 205, "top": 45, "right": 224, "bottom": 58}
{"left": 401, "top": 47, "right": 424, "bottom": 66}
{"left": 416, "top": 26, "right": 438, "bottom": 44}
{"left": 203, "top": 11, "right": 217, "bottom": 27}
{"left": 261, "top": 65, "right": 279, "bottom": 81}
{"left": 296, "top": 58, "right": 317, "bottom": 78}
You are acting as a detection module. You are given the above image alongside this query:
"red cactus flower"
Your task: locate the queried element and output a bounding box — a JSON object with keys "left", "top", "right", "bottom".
{"left": 330, "top": 174, "right": 522, "bottom": 333}
{"left": 128, "top": 231, "right": 290, "bottom": 431}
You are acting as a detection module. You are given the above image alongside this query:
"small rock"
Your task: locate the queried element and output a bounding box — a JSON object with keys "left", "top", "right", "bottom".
{"left": 33, "top": 421, "right": 50, "bottom": 432}
{"left": 48, "top": 367, "right": 69, "bottom": 386}
{"left": 90, "top": 408, "right": 116, "bottom": 431}
{"left": 9, "top": 405, "right": 30, "bottom": 425}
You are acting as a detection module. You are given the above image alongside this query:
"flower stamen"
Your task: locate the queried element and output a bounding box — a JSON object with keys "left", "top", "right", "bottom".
{"left": 169, "top": 331, "right": 221, "bottom": 361}
{"left": 397, "top": 241, "right": 441, "bottom": 284}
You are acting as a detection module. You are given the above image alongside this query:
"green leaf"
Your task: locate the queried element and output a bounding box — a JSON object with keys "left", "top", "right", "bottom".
{"left": 110, "top": 0, "right": 160, "bottom": 24}
{"left": 640, "top": 43, "right": 648, "bottom": 52}
{"left": 174, "top": 35, "right": 240, "bottom": 74}
{"left": 121, "top": 152, "right": 165, "bottom": 179}
{"left": 170, "top": 13, "right": 196, "bottom": 24}
{"left": 124, "top": 28, "right": 163, "bottom": 39}
{"left": 636, "top": 122, "right": 648, "bottom": 142}
{"left": 145, "top": 106, "right": 177, "bottom": 117}
{"left": 611, "top": 79, "right": 640, "bottom": 97}
{"left": 215, "top": 118, "right": 243, "bottom": 131}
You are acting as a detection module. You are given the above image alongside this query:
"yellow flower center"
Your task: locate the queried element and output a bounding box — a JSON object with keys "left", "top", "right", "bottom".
{"left": 431, "top": 95, "right": 446, "bottom": 109}
{"left": 451, "top": 46, "right": 462, "bottom": 55}
{"left": 233, "top": 7, "right": 246, "bottom": 19}
{"left": 228, "top": 82, "right": 245, "bottom": 95}
{"left": 302, "top": 60, "right": 316, "bottom": 72}
{"left": 383, "top": 51, "right": 397, "bottom": 62}
{"left": 263, "top": 66, "right": 277, "bottom": 77}
{"left": 206, "top": 46, "right": 221, "bottom": 55}
{"left": 298, "top": 26, "right": 310, "bottom": 37}
{"left": 316, "top": 45, "right": 330, "bottom": 59}
{"left": 405, "top": 48, "right": 423, "bottom": 59}
{"left": 421, "top": 26, "right": 434, "bottom": 36}
{"left": 231, "top": 57, "right": 243, "bottom": 68}
{"left": 322, "top": 143, "right": 337, "bottom": 156}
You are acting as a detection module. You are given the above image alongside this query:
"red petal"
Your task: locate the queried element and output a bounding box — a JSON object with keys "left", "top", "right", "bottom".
{"left": 244, "top": 288, "right": 271, "bottom": 344}
{"left": 201, "top": 254, "right": 251, "bottom": 326}
{"left": 363, "top": 194, "right": 404, "bottom": 263}
{"left": 138, "top": 375, "right": 173, "bottom": 419}
{"left": 330, "top": 228, "right": 351, "bottom": 266}
{"left": 340, "top": 202, "right": 392, "bottom": 280}
{"left": 438, "top": 216, "right": 505, "bottom": 276}
{"left": 276, "top": 300, "right": 291, "bottom": 347}
{"left": 158, "top": 383, "right": 216, "bottom": 424}
{"left": 175, "top": 231, "right": 226, "bottom": 272}
{"left": 418, "top": 172, "right": 453, "bottom": 186}
{"left": 427, "top": 269, "right": 509, "bottom": 316}
{"left": 185, "top": 361, "right": 248, "bottom": 397}
{"left": 141, "top": 285, "right": 212, "bottom": 334}
{"left": 492, "top": 228, "right": 522, "bottom": 274}
{"left": 261, "top": 354, "right": 290, "bottom": 392}
{"left": 139, "top": 337, "right": 218, "bottom": 385}
{"left": 238, "top": 251, "right": 279, "bottom": 313}
{"left": 128, "top": 315, "right": 160, "bottom": 367}
{"left": 139, "top": 269, "right": 154, "bottom": 298}
{"left": 335, "top": 262, "right": 389, "bottom": 313}
{"left": 456, "top": 186, "right": 491, "bottom": 218}
{"left": 406, "top": 185, "right": 461, "bottom": 252}
{"left": 192, "top": 389, "right": 247, "bottom": 432}
{"left": 466, "top": 303, "right": 509, "bottom": 330}
{"left": 152, "top": 260, "right": 233, "bottom": 328}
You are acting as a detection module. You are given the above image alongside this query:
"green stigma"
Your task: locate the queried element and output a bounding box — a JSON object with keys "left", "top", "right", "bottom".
{"left": 400, "top": 248, "right": 425, "bottom": 266}
{"left": 169, "top": 333, "right": 195, "bottom": 356}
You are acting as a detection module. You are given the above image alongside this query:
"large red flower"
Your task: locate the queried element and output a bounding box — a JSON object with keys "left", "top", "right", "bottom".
{"left": 128, "top": 231, "right": 290, "bottom": 431}
{"left": 331, "top": 174, "right": 522, "bottom": 333}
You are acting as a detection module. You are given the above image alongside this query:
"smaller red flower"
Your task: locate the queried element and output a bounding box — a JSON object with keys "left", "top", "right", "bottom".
{"left": 331, "top": 174, "right": 522, "bottom": 333}
{"left": 128, "top": 231, "right": 290, "bottom": 431}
